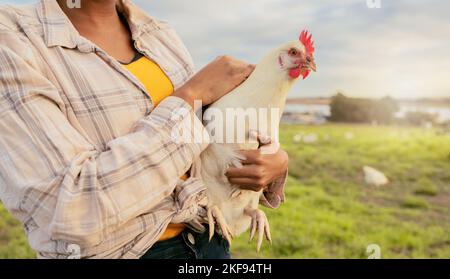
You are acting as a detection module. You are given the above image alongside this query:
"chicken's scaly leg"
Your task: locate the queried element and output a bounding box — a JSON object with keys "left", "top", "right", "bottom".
{"left": 244, "top": 207, "right": 272, "bottom": 252}
{"left": 207, "top": 205, "right": 233, "bottom": 245}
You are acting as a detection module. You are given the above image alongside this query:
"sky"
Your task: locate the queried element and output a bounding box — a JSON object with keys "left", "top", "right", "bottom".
{"left": 4, "top": 0, "right": 450, "bottom": 99}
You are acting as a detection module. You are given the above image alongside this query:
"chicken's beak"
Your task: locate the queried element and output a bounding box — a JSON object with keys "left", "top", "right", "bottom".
{"left": 309, "top": 60, "right": 317, "bottom": 72}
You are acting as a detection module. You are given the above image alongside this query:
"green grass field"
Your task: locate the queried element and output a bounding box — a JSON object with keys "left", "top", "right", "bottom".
{"left": 1, "top": 124, "right": 449, "bottom": 258}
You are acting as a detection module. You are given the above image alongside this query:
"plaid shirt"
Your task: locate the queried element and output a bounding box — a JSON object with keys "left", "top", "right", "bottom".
{"left": 0, "top": 0, "right": 286, "bottom": 259}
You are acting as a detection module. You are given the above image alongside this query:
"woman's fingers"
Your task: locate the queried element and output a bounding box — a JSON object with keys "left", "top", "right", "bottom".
{"left": 226, "top": 164, "right": 268, "bottom": 192}
{"left": 235, "top": 150, "right": 263, "bottom": 165}
{"left": 249, "top": 130, "right": 272, "bottom": 146}
{"left": 259, "top": 141, "right": 280, "bottom": 155}
{"left": 227, "top": 178, "right": 265, "bottom": 192}
{"left": 245, "top": 64, "right": 256, "bottom": 77}
{"left": 225, "top": 165, "right": 260, "bottom": 178}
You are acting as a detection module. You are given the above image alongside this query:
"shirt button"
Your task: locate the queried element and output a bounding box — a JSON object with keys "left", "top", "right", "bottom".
{"left": 187, "top": 233, "right": 196, "bottom": 245}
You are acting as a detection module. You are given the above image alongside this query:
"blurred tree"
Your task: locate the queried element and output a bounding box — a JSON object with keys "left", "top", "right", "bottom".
{"left": 329, "top": 93, "right": 399, "bottom": 124}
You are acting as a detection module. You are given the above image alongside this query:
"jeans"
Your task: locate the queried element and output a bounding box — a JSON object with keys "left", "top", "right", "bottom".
{"left": 140, "top": 228, "right": 231, "bottom": 259}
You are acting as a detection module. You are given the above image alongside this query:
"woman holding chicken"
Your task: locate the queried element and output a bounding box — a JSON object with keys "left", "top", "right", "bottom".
{"left": 0, "top": 0, "right": 289, "bottom": 258}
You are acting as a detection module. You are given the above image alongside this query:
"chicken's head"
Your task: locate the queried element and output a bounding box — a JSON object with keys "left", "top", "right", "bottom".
{"left": 278, "top": 30, "right": 317, "bottom": 80}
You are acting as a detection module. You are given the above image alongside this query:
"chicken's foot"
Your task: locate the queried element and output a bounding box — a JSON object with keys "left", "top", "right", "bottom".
{"left": 244, "top": 207, "right": 272, "bottom": 252}
{"left": 207, "top": 205, "right": 233, "bottom": 245}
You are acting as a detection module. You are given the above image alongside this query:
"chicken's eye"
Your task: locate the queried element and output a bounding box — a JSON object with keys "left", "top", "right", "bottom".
{"left": 288, "top": 48, "right": 299, "bottom": 56}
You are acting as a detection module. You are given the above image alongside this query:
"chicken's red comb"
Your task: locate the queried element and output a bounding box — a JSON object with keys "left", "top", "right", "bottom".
{"left": 300, "top": 30, "right": 315, "bottom": 56}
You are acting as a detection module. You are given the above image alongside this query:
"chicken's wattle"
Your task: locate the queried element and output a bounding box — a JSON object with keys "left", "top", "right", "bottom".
{"left": 289, "top": 66, "right": 310, "bottom": 79}
{"left": 289, "top": 67, "right": 301, "bottom": 79}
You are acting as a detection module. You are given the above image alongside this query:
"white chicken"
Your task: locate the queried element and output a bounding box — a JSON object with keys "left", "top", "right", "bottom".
{"left": 194, "top": 30, "right": 317, "bottom": 251}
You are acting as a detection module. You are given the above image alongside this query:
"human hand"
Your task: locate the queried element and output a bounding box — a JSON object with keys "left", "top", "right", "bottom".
{"left": 225, "top": 133, "right": 289, "bottom": 192}
{"left": 173, "top": 56, "right": 255, "bottom": 107}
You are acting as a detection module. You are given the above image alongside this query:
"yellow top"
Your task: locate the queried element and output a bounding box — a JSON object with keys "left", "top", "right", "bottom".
{"left": 123, "top": 55, "right": 187, "bottom": 241}
{"left": 123, "top": 55, "right": 174, "bottom": 106}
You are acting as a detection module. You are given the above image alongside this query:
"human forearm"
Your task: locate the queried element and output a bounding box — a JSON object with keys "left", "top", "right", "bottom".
{"left": 172, "top": 55, "right": 255, "bottom": 108}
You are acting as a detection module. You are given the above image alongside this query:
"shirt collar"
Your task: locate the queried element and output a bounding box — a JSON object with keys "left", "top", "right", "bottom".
{"left": 36, "top": 0, "right": 158, "bottom": 50}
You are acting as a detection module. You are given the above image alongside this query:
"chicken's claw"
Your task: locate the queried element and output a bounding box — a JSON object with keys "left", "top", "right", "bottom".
{"left": 245, "top": 208, "right": 272, "bottom": 252}
{"left": 207, "top": 205, "right": 233, "bottom": 245}
{"left": 249, "top": 216, "right": 257, "bottom": 241}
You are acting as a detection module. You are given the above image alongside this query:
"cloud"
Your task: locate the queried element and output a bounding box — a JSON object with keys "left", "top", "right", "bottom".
{"left": 136, "top": 0, "right": 450, "bottom": 99}
{"left": 5, "top": 0, "right": 450, "bottom": 98}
